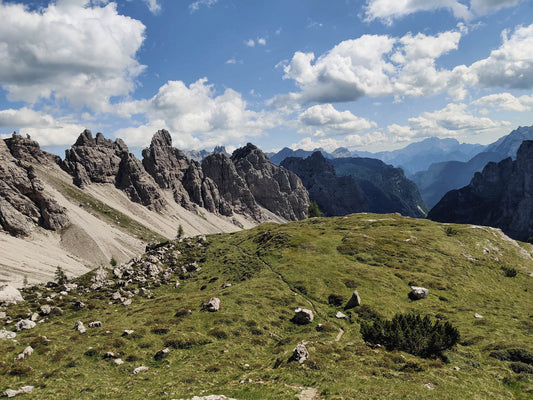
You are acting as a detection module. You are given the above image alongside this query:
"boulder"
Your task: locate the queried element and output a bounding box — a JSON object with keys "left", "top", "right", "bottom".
{"left": 0, "top": 285, "right": 24, "bottom": 305}
{"left": 409, "top": 286, "right": 429, "bottom": 300}
{"left": 154, "top": 348, "right": 170, "bottom": 361}
{"left": 3, "top": 386, "right": 34, "bottom": 398}
{"left": 133, "top": 366, "right": 149, "bottom": 374}
{"left": 15, "top": 319, "right": 36, "bottom": 331}
{"left": 344, "top": 290, "right": 361, "bottom": 310}
{"left": 203, "top": 297, "right": 221, "bottom": 312}
{"left": 74, "top": 320, "right": 86, "bottom": 334}
{"left": 88, "top": 321, "right": 102, "bottom": 328}
{"left": 289, "top": 343, "right": 309, "bottom": 364}
{"left": 39, "top": 304, "right": 52, "bottom": 315}
{"left": 335, "top": 311, "right": 348, "bottom": 319}
{"left": 0, "top": 329, "right": 16, "bottom": 339}
{"left": 292, "top": 308, "right": 314, "bottom": 325}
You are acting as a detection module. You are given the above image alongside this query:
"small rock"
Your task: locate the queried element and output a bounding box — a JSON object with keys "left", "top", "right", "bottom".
{"left": 3, "top": 386, "right": 33, "bottom": 398}
{"left": 454, "top": 366, "right": 460, "bottom": 371}
{"left": 409, "top": 286, "right": 428, "bottom": 300}
{"left": 0, "top": 285, "right": 24, "bottom": 305}
{"left": 344, "top": 290, "right": 361, "bottom": 309}
{"left": 222, "top": 283, "right": 232, "bottom": 289}
{"left": 133, "top": 366, "right": 149, "bottom": 374}
{"left": 289, "top": 343, "right": 309, "bottom": 364}
{"left": 292, "top": 308, "right": 314, "bottom": 325}
{"left": 104, "top": 352, "right": 116, "bottom": 359}
{"left": 0, "top": 311, "right": 6, "bottom": 319}
{"left": 122, "top": 298, "right": 132, "bottom": 306}
{"left": 203, "top": 297, "right": 221, "bottom": 312}
{"left": 88, "top": 321, "right": 102, "bottom": 328}
{"left": 23, "top": 346, "right": 33, "bottom": 356}
{"left": 122, "top": 330, "right": 135, "bottom": 336}
{"left": 15, "top": 319, "right": 36, "bottom": 331}
{"left": 474, "top": 313, "right": 483, "bottom": 319}
{"left": 40, "top": 305, "right": 52, "bottom": 315}
{"left": 335, "top": 311, "right": 347, "bottom": 319}
{"left": 424, "top": 383, "right": 435, "bottom": 390}
{"left": 114, "top": 358, "right": 124, "bottom": 365}
{"left": 74, "top": 320, "right": 86, "bottom": 334}
{"left": 73, "top": 300, "right": 86, "bottom": 309}
{"left": 175, "top": 280, "right": 181, "bottom": 288}
{"left": 154, "top": 348, "right": 170, "bottom": 361}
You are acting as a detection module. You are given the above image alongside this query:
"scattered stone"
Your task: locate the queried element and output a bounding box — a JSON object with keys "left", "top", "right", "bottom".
{"left": 222, "top": 283, "right": 232, "bottom": 289}
{"left": 344, "top": 290, "right": 361, "bottom": 309}
{"left": 3, "top": 386, "right": 34, "bottom": 398}
{"left": 122, "top": 298, "right": 132, "bottom": 306}
{"left": 289, "top": 343, "right": 309, "bottom": 364}
{"left": 133, "top": 366, "right": 149, "bottom": 374}
{"left": 292, "top": 308, "right": 314, "bottom": 325}
{"left": 0, "top": 311, "right": 6, "bottom": 319}
{"left": 74, "top": 320, "right": 86, "bottom": 334}
{"left": 154, "top": 348, "right": 170, "bottom": 361}
{"left": 175, "top": 396, "right": 236, "bottom": 400}
{"left": 73, "top": 300, "right": 86, "bottom": 309}
{"left": 0, "top": 285, "right": 24, "bottom": 305}
{"left": 335, "top": 311, "right": 348, "bottom": 319}
{"left": 1, "top": 329, "right": 17, "bottom": 340}
{"left": 175, "top": 280, "right": 181, "bottom": 288}
{"left": 203, "top": 297, "right": 221, "bottom": 312}
{"left": 64, "top": 283, "right": 78, "bottom": 292}
{"left": 15, "top": 319, "right": 36, "bottom": 331}
{"left": 474, "top": 313, "right": 484, "bottom": 319}
{"left": 454, "top": 366, "right": 460, "bottom": 371}
{"left": 424, "top": 383, "right": 435, "bottom": 390}
{"left": 104, "top": 352, "right": 116, "bottom": 359}
{"left": 30, "top": 312, "right": 39, "bottom": 322}
{"left": 114, "top": 358, "right": 124, "bottom": 365}
{"left": 409, "top": 286, "right": 428, "bottom": 300}
{"left": 122, "top": 330, "right": 135, "bottom": 336}
{"left": 39, "top": 305, "right": 51, "bottom": 315}
{"left": 88, "top": 321, "right": 102, "bottom": 328}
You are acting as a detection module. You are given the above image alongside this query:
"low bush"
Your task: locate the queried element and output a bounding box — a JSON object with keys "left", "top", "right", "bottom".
{"left": 360, "top": 312, "right": 460, "bottom": 358}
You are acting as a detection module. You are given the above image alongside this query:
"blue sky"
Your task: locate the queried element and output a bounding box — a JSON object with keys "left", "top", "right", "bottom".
{"left": 0, "top": 0, "right": 532, "bottom": 153}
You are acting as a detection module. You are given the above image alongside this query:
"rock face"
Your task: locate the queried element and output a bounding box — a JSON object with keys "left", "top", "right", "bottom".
{"left": 428, "top": 140, "right": 533, "bottom": 241}
{"left": 63, "top": 130, "right": 165, "bottom": 211}
{"left": 142, "top": 130, "right": 231, "bottom": 215}
{"left": 281, "top": 152, "right": 368, "bottom": 217}
{"left": 0, "top": 285, "right": 24, "bottom": 305}
{"left": 231, "top": 144, "right": 309, "bottom": 220}
{"left": 0, "top": 137, "right": 69, "bottom": 237}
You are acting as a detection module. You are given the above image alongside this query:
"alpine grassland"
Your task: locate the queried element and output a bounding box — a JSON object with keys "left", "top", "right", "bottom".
{"left": 1, "top": 214, "right": 532, "bottom": 399}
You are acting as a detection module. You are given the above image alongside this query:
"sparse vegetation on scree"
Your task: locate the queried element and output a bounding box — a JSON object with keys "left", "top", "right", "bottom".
{"left": 1, "top": 214, "right": 532, "bottom": 399}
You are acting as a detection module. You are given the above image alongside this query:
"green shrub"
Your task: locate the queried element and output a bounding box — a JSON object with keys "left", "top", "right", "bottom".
{"left": 328, "top": 294, "right": 344, "bottom": 307}
{"left": 501, "top": 266, "right": 517, "bottom": 277}
{"left": 55, "top": 266, "right": 67, "bottom": 285}
{"left": 360, "top": 312, "right": 460, "bottom": 358}
{"left": 110, "top": 257, "right": 117, "bottom": 267}
{"left": 308, "top": 201, "right": 322, "bottom": 218}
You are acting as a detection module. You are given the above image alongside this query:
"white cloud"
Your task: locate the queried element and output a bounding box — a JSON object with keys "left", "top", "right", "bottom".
{"left": 473, "top": 92, "right": 533, "bottom": 111}
{"left": 298, "top": 104, "right": 377, "bottom": 136}
{"left": 364, "top": 0, "right": 471, "bottom": 24}
{"left": 271, "top": 29, "right": 464, "bottom": 107}
{"left": 189, "top": 0, "right": 219, "bottom": 13}
{"left": 469, "top": 23, "right": 533, "bottom": 90}
{"left": 364, "top": 0, "right": 522, "bottom": 23}
{"left": 114, "top": 78, "right": 280, "bottom": 149}
{"left": 0, "top": 107, "right": 84, "bottom": 146}
{"left": 245, "top": 39, "right": 255, "bottom": 47}
{"left": 0, "top": 1, "right": 145, "bottom": 111}
{"left": 290, "top": 131, "right": 387, "bottom": 152}
{"left": 388, "top": 103, "right": 511, "bottom": 141}
{"left": 143, "top": 0, "right": 161, "bottom": 14}
{"left": 257, "top": 37, "right": 267, "bottom": 46}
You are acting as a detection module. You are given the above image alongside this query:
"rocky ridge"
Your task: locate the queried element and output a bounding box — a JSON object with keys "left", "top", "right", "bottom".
{"left": 428, "top": 140, "right": 533, "bottom": 241}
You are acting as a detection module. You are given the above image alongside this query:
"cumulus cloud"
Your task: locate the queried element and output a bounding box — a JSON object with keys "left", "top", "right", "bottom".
{"left": 0, "top": 1, "right": 145, "bottom": 111}
{"left": 272, "top": 23, "right": 533, "bottom": 107}
{"left": 257, "top": 38, "right": 267, "bottom": 46}
{"left": 271, "top": 29, "right": 464, "bottom": 107}
{"left": 245, "top": 39, "right": 256, "bottom": 47}
{"left": 473, "top": 92, "right": 533, "bottom": 111}
{"left": 364, "top": 0, "right": 522, "bottom": 23}
{"left": 189, "top": 0, "right": 219, "bottom": 13}
{"left": 298, "top": 104, "right": 376, "bottom": 136}
{"left": 0, "top": 107, "right": 84, "bottom": 146}
{"left": 387, "top": 103, "right": 510, "bottom": 141}
{"left": 114, "top": 78, "right": 280, "bottom": 149}
{"left": 290, "top": 131, "right": 387, "bottom": 152}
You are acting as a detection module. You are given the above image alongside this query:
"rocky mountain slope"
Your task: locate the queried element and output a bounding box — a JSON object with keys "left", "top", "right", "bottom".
{"left": 0, "top": 130, "right": 309, "bottom": 286}
{"left": 429, "top": 140, "right": 533, "bottom": 241}
{"left": 281, "top": 152, "right": 427, "bottom": 218}
{"left": 1, "top": 214, "right": 531, "bottom": 399}
{"left": 413, "top": 125, "right": 533, "bottom": 207}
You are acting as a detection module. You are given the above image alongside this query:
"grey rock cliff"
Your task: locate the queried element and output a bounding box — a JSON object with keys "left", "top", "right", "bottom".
{"left": 63, "top": 130, "right": 165, "bottom": 211}
{"left": 231, "top": 143, "right": 309, "bottom": 220}
{"left": 142, "top": 130, "right": 231, "bottom": 216}
{"left": 428, "top": 140, "right": 533, "bottom": 241}
{"left": 0, "top": 137, "right": 69, "bottom": 237}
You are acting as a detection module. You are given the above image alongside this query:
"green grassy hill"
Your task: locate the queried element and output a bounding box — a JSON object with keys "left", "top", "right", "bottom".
{"left": 1, "top": 214, "right": 532, "bottom": 399}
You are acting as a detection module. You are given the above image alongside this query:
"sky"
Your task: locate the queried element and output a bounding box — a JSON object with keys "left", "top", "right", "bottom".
{"left": 0, "top": 0, "right": 532, "bottom": 154}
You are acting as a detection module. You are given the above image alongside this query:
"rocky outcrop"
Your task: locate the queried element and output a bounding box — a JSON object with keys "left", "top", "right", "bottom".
{"left": 63, "top": 130, "right": 165, "bottom": 211}
{"left": 231, "top": 143, "right": 309, "bottom": 220}
{"left": 142, "top": 130, "right": 231, "bottom": 215}
{"left": 0, "top": 138, "right": 69, "bottom": 237}
{"left": 201, "top": 153, "right": 263, "bottom": 220}
{"left": 4, "top": 133, "right": 61, "bottom": 166}
{"left": 428, "top": 140, "right": 533, "bottom": 241}
{"left": 282, "top": 152, "right": 368, "bottom": 217}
